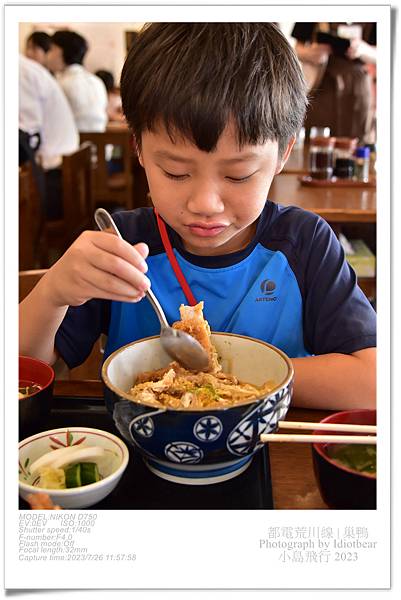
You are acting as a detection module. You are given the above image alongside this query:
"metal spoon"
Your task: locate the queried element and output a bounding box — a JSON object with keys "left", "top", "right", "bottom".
{"left": 94, "top": 208, "right": 209, "bottom": 371}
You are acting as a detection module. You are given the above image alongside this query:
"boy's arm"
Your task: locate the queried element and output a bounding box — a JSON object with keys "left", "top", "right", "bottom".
{"left": 19, "top": 278, "right": 68, "bottom": 364}
{"left": 291, "top": 347, "right": 376, "bottom": 410}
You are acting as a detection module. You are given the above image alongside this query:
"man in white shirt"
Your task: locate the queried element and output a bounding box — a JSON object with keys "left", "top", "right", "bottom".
{"left": 19, "top": 54, "right": 80, "bottom": 220}
{"left": 19, "top": 54, "right": 79, "bottom": 171}
{"left": 46, "top": 30, "right": 108, "bottom": 132}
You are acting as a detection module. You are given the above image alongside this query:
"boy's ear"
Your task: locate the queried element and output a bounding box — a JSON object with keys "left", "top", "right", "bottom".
{"left": 275, "top": 136, "right": 296, "bottom": 175}
{"left": 132, "top": 135, "right": 144, "bottom": 166}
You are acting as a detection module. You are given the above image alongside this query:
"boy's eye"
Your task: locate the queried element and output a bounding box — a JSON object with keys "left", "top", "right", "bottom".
{"left": 163, "top": 170, "right": 189, "bottom": 180}
{"left": 226, "top": 171, "right": 257, "bottom": 183}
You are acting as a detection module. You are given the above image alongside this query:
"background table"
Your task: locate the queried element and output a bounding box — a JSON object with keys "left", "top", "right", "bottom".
{"left": 269, "top": 173, "right": 376, "bottom": 224}
{"left": 282, "top": 144, "right": 309, "bottom": 174}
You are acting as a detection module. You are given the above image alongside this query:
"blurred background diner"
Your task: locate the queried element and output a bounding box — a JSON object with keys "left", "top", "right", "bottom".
{"left": 19, "top": 22, "right": 377, "bottom": 371}
{"left": 25, "top": 31, "right": 52, "bottom": 66}
{"left": 46, "top": 30, "right": 108, "bottom": 133}
{"left": 288, "top": 22, "right": 376, "bottom": 143}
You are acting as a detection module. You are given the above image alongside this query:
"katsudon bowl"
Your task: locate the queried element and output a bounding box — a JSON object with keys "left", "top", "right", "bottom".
{"left": 102, "top": 333, "right": 294, "bottom": 485}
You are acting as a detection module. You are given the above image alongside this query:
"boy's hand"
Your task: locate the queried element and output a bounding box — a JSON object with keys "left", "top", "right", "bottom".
{"left": 42, "top": 230, "right": 151, "bottom": 307}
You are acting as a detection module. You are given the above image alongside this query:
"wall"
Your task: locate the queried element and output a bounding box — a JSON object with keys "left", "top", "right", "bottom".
{"left": 19, "top": 22, "right": 144, "bottom": 82}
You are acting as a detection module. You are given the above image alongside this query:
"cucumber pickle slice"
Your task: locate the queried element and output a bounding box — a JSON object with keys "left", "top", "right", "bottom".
{"left": 65, "top": 463, "right": 82, "bottom": 488}
{"left": 80, "top": 462, "right": 100, "bottom": 485}
{"left": 64, "top": 462, "right": 100, "bottom": 488}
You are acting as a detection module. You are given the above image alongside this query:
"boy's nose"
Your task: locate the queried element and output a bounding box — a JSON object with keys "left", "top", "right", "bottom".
{"left": 186, "top": 184, "right": 224, "bottom": 216}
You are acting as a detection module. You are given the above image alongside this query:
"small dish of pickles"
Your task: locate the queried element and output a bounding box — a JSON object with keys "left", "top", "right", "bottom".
{"left": 19, "top": 427, "right": 129, "bottom": 508}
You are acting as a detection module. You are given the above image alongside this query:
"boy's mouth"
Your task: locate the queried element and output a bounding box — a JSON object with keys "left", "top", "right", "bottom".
{"left": 186, "top": 222, "right": 228, "bottom": 237}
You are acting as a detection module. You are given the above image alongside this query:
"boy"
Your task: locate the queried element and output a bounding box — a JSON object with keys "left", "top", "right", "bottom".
{"left": 19, "top": 23, "right": 376, "bottom": 410}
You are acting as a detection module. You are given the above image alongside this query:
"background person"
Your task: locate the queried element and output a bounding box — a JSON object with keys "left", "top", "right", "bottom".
{"left": 95, "top": 69, "right": 124, "bottom": 123}
{"left": 292, "top": 22, "right": 376, "bottom": 142}
{"left": 46, "top": 30, "right": 108, "bottom": 132}
{"left": 19, "top": 54, "right": 79, "bottom": 219}
{"left": 25, "top": 31, "right": 52, "bottom": 67}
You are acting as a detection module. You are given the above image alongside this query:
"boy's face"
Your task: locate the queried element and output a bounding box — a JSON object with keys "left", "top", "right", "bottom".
{"left": 139, "top": 122, "right": 294, "bottom": 256}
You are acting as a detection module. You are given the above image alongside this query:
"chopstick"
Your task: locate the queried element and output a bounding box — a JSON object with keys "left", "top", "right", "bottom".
{"left": 260, "top": 433, "right": 376, "bottom": 444}
{"left": 277, "top": 420, "right": 377, "bottom": 434}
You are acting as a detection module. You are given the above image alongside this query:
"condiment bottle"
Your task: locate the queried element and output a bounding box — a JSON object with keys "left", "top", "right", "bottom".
{"left": 333, "top": 138, "right": 357, "bottom": 179}
{"left": 308, "top": 136, "right": 335, "bottom": 180}
{"left": 334, "top": 137, "right": 357, "bottom": 160}
{"left": 365, "top": 143, "right": 376, "bottom": 174}
{"left": 334, "top": 159, "right": 355, "bottom": 179}
{"left": 309, "top": 126, "right": 331, "bottom": 139}
{"left": 354, "top": 147, "right": 371, "bottom": 183}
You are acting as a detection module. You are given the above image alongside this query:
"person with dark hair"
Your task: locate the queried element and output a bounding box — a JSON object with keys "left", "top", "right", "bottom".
{"left": 95, "top": 69, "right": 124, "bottom": 122}
{"left": 20, "top": 23, "right": 375, "bottom": 410}
{"left": 49, "top": 30, "right": 88, "bottom": 67}
{"left": 25, "top": 31, "right": 52, "bottom": 67}
{"left": 46, "top": 30, "right": 107, "bottom": 132}
{"left": 95, "top": 69, "right": 114, "bottom": 92}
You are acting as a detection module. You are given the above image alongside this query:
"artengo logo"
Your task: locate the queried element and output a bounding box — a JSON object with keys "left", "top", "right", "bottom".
{"left": 256, "top": 279, "right": 277, "bottom": 302}
{"left": 260, "top": 279, "right": 276, "bottom": 295}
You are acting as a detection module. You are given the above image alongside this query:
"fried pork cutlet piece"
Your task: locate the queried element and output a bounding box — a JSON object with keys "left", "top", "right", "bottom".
{"left": 172, "top": 302, "right": 221, "bottom": 373}
{"left": 26, "top": 492, "right": 62, "bottom": 510}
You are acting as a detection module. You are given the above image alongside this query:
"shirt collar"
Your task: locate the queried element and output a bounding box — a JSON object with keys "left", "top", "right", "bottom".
{"left": 165, "top": 201, "right": 274, "bottom": 269}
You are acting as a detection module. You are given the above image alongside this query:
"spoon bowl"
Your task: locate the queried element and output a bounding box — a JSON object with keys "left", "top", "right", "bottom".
{"left": 94, "top": 208, "right": 209, "bottom": 371}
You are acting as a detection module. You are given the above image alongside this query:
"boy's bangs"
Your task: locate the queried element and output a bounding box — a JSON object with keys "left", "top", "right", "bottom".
{"left": 146, "top": 100, "right": 269, "bottom": 153}
{"left": 148, "top": 97, "right": 229, "bottom": 152}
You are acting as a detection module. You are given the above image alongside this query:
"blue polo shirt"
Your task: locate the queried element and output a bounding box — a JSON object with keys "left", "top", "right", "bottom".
{"left": 55, "top": 202, "right": 376, "bottom": 368}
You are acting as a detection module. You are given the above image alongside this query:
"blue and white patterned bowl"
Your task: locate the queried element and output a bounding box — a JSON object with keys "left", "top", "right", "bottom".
{"left": 102, "top": 333, "right": 293, "bottom": 485}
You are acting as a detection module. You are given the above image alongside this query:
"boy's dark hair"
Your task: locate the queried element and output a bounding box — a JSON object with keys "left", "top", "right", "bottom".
{"left": 95, "top": 69, "right": 115, "bottom": 92}
{"left": 27, "top": 31, "right": 51, "bottom": 53}
{"left": 51, "top": 30, "right": 88, "bottom": 65}
{"left": 121, "top": 23, "right": 308, "bottom": 155}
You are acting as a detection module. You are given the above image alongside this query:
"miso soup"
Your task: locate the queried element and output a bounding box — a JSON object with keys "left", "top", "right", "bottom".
{"left": 326, "top": 443, "right": 376, "bottom": 476}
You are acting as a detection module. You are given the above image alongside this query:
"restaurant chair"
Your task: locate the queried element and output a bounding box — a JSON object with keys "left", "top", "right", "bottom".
{"left": 19, "top": 163, "right": 43, "bottom": 270}
{"left": 19, "top": 268, "right": 103, "bottom": 381}
{"left": 40, "top": 142, "right": 93, "bottom": 266}
{"left": 80, "top": 130, "right": 137, "bottom": 210}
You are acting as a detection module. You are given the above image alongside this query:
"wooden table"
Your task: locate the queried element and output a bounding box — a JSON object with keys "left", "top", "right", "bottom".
{"left": 269, "top": 173, "right": 376, "bottom": 224}
{"left": 54, "top": 380, "right": 331, "bottom": 509}
{"left": 268, "top": 407, "right": 330, "bottom": 509}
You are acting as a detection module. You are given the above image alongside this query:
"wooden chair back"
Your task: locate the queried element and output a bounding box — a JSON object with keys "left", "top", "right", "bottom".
{"left": 19, "top": 164, "right": 43, "bottom": 270}
{"left": 61, "top": 141, "right": 93, "bottom": 240}
{"left": 41, "top": 142, "right": 93, "bottom": 266}
{"left": 80, "top": 130, "right": 135, "bottom": 209}
{"left": 19, "top": 269, "right": 47, "bottom": 303}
